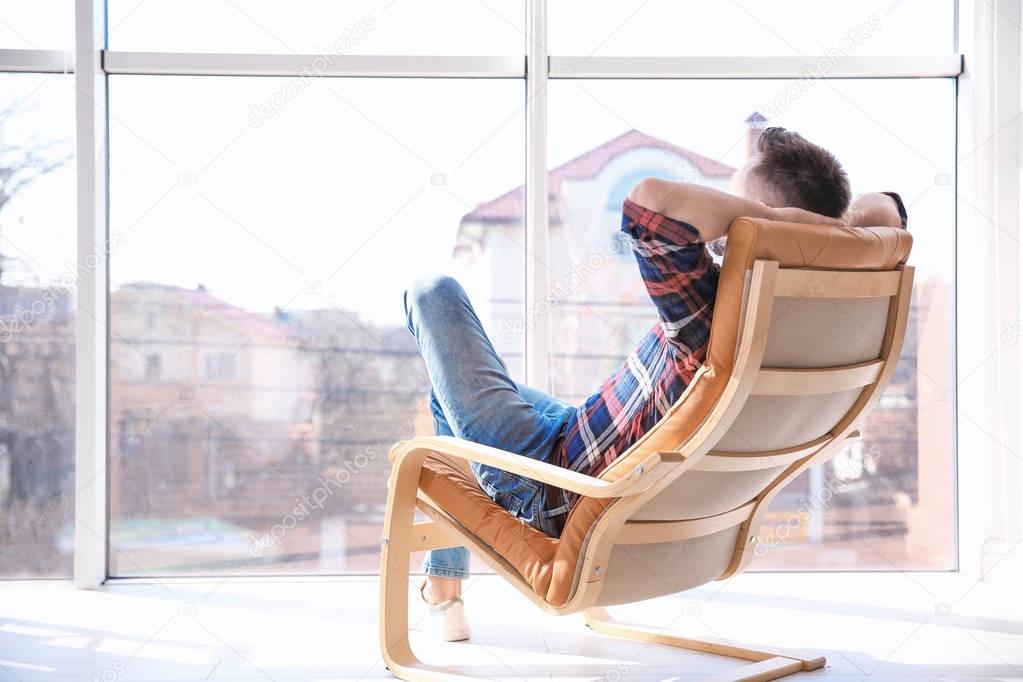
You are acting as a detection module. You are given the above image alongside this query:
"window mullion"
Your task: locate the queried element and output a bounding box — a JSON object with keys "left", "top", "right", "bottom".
{"left": 73, "top": 0, "right": 110, "bottom": 589}
{"left": 524, "top": 0, "right": 551, "bottom": 391}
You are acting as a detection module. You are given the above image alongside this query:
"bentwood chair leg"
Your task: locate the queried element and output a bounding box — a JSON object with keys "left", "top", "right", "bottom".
{"left": 379, "top": 447, "right": 489, "bottom": 682}
{"left": 583, "top": 607, "right": 826, "bottom": 682}
{"left": 378, "top": 453, "right": 419, "bottom": 678}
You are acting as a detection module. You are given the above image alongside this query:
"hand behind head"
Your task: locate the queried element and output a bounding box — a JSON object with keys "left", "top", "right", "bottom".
{"left": 771, "top": 206, "right": 847, "bottom": 226}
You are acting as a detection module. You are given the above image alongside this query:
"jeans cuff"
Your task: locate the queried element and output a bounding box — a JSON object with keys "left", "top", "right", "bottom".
{"left": 422, "top": 564, "right": 469, "bottom": 580}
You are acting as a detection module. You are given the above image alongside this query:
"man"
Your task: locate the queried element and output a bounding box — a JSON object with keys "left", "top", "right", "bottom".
{"left": 403, "top": 127, "right": 908, "bottom": 641}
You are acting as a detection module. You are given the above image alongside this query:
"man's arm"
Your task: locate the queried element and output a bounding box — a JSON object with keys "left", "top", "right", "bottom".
{"left": 628, "top": 177, "right": 843, "bottom": 242}
{"left": 844, "top": 192, "right": 907, "bottom": 229}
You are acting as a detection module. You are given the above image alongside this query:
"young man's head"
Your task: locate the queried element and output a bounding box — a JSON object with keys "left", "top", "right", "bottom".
{"left": 729, "top": 127, "right": 851, "bottom": 219}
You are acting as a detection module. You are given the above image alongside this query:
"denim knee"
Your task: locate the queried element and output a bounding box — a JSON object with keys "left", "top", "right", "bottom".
{"left": 403, "top": 274, "right": 464, "bottom": 335}
{"left": 405, "top": 274, "right": 464, "bottom": 314}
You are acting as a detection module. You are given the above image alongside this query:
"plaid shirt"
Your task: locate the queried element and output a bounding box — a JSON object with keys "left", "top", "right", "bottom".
{"left": 557, "top": 198, "right": 719, "bottom": 480}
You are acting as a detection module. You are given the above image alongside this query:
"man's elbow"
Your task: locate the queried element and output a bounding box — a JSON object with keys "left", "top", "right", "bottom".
{"left": 628, "top": 177, "right": 678, "bottom": 212}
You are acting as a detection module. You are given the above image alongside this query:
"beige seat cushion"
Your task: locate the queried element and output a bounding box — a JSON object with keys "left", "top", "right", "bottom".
{"left": 418, "top": 454, "right": 558, "bottom": 596}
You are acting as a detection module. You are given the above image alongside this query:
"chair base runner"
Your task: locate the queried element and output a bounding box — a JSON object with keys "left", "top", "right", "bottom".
{"left": 380, "top": 604, "right": 825, "bottom": 682}
{"left": 584, "top": 607, "right": 826, "bottom": 682}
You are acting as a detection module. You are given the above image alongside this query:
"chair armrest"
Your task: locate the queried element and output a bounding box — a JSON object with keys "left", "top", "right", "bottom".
{"left": 389, "top": 436, "right": 682, "bottom": 499}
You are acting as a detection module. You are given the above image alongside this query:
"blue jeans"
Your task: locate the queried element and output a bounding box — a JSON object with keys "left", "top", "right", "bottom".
{"left": 404, "top": 275, "right": 574, "bottom": 580}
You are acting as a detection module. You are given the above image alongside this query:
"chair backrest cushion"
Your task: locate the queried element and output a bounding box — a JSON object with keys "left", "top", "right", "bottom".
{"left": 545, "top": 217, "right": 912, "bottom": 608}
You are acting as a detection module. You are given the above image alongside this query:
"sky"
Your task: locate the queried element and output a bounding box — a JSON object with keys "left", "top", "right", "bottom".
{"left": 0, "top": 0, "right": 956, "bottom": 324}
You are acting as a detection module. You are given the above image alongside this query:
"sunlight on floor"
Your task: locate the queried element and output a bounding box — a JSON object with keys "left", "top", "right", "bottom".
{"left": 0, "top": 572, "right": 1019, "bottom": 681}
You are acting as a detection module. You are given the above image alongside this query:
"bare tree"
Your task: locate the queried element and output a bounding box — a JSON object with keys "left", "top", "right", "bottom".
{"left": 0, "top": 96, "right": 73, "bottom": 576}
{"left": 0, "top": 99, "right": 72, "bottom": 283}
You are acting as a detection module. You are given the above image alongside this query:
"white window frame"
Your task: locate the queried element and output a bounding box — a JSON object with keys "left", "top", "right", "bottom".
{"left": 1, "top": 0, "right": 1015, "bottom": 588}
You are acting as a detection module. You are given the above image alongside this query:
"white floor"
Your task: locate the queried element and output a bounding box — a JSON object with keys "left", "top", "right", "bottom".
{"left": 0, "top": 572, "right": 1019, "bottom": 681}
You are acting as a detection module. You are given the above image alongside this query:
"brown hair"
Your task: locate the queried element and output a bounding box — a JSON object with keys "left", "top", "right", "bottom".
{"left": 750, "top": 127, "right": 851, "bottom": 218}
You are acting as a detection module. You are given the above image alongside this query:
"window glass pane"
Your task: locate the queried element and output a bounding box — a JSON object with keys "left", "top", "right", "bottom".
{"left": 0, "top": 1, "right": 73, "bottom": 50}
{"left": 107, "top": 1, "right": 524, "bottom": 55}
{"left": 544, "top": 78, "right": 955, "bottom": 570}
{"left": 108, "top": 76, "right": 523, "bottom": 575}
{"left": 0, "top": 73, "right": 76, "bottom": 577}
{"left": 550, "top": 0, "right": 954, "bottom": 57}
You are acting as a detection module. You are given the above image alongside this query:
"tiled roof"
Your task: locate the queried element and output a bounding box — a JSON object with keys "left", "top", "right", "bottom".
{"left": 460, "top": 129, "right": 735, "bottom": 225}
{"left": 113, "top": 282, "right": 302, "bottom": 341}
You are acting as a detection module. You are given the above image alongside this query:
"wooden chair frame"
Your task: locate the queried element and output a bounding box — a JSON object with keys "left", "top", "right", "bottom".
{"left": 379, "top": 259, "right": 915, "bottom": 682}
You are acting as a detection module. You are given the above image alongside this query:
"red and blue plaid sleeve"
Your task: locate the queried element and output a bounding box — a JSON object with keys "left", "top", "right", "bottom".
{"left": 557, "top": 199, "right": 721, "bottom": 481}
{"left": 881, "top": 191, "right": 909, "bottom": 229}
{"left": 621, "top": 198, "right": 719, "bottom": 359}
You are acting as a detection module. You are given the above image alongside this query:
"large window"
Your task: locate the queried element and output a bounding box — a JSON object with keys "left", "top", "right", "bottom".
{"left": 107, "top": 76, "right": 524, "bottom": 574}
{"left": 106, "top": 0, "right": 525, "bottom": 55}
{"left": 0, "top": 1, "right": 73, "bottom": 50}
{"left": 549, "top": 1, "right": 955, "bottom": 56}
{"left": 0, "top": 1, "right": 962, "bottom": 580}
{"left": 0, "top": 73, "right": 76, "bottom": 577}
{"left": 543, "top": 79, "right": 956, "bottom": 569}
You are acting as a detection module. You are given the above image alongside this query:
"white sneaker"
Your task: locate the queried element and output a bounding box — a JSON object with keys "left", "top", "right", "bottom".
{"left": 419, "top": 581, "right": 471, "bottom": 642}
